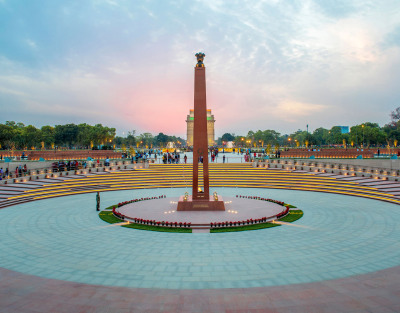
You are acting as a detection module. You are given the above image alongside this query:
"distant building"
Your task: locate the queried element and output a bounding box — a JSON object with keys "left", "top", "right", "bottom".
{"left": 336, "top": 126, "right": 349, "bottom": 134}
{"left": 186, "top": 109, "right": 215, "bottom": 146}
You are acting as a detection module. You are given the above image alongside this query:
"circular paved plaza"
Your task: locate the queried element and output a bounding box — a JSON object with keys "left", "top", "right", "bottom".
{"left": 1, "top": 187, "right": 400, "bottom": 288}
{"left": 1, "top": 187, "right": 400, "bottom": 312}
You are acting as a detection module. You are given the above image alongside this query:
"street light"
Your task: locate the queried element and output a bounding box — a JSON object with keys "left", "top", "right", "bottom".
{"left": 362, "top": 124, "right": 365, "bottom": 148}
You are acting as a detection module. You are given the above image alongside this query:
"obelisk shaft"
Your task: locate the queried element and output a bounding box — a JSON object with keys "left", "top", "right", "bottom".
{"left": 192, "top": 66, "right": 210, "bottom": 200}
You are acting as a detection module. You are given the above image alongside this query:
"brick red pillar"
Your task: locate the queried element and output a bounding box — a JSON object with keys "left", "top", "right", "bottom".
{"left": 192, "top": 65, "right": 210, "bottom": 200}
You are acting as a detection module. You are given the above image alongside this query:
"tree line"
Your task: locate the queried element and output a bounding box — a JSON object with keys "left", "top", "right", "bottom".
{"left": 0, "top": 122, "right": 116, "bottom": 150}
{"left": 218, "top": 107, "right": 400, "bottom": 148}
{"left": 0, "top": 122, "right": 185, "bottom": 150}
{"left": 1, "top": 108, "right": 400, "bottom": 150}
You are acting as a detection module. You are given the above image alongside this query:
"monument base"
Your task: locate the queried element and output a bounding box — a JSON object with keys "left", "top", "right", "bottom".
{"left": 177, "top": 195, "right": 225, "bottom": 211}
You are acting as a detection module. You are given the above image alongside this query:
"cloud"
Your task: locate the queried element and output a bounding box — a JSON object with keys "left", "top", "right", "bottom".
{"left": 1, "top": 0, "right": 400, "bottom": 136}
{"left": 273, "top": 100, "right": 328, "bottom": 122}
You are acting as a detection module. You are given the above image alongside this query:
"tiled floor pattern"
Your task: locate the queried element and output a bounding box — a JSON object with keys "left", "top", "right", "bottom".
{"left": 0, "top": 187, "right": 399, "bottom": 291}
{"left": 0, "top": 264, "right": 399, "bottom": 312}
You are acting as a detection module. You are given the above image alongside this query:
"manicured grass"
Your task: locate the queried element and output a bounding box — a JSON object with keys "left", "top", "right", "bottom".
{"left": 99, "top": 210, "right": 121, "bottom": 223}
{"left": 279, "top": 210, "right": 303, "bottom": 223}
{"left": 99, "top": 208, "right": 302, "bottom": 234}
{"left": 99, "top": 211, "right": 191, "bottom": 233}
{"left": 210, "top": 210, "right": 303, "bottom": 233}
{"left": 284, "top": 204, "right": 297, "bottom": 208}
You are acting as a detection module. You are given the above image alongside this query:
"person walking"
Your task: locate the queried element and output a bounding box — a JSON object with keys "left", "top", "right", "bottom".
{"left": 96, "top": 192, "right": 100, "bottom": 211}
{"left": 184, "top": 154, "right": 187, "bottom": 164}
{"left": 223, "top": 155, "right": 226, "bottom": 163}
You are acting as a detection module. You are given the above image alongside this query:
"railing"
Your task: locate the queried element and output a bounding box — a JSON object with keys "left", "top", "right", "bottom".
{"left": 0, "top": 159, "right": 149, "bottom": 184}
{"left": 254, "top": 159, "right": 400, "bottom": 181}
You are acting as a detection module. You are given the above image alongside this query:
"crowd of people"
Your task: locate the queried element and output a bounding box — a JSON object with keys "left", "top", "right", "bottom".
{"left": 162, "top": 152, "right": 182, "bottom": 164}
{"left": 0, "top": 164, "right": 28, "bottom": 180}
{"left": 52, "top": 160, "right": 87, "bottom": 172}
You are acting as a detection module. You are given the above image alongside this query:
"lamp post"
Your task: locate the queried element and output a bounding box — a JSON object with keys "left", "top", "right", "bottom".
{"left": 328, "top": 131, "right": 330, "bottom": 147}
{"left": 362, "top": 124, "right": 365, "bottom": 148}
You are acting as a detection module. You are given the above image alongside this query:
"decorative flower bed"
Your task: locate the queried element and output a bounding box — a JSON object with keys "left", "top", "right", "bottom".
{"left": 112, "top": 195, "right": 192, "bottom": 228}
{"left": 209, "top": 195, "right": 290, "bottom": 228}
{"left": 111, "top": 194, "right": 291, "bottom": 229}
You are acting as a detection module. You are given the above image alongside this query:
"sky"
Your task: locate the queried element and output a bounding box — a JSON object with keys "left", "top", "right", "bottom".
{"left": 1, "top": 0, "right": 400, "bottom": 138}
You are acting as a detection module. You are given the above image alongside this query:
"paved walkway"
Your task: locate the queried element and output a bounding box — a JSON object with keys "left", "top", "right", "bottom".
{"left": 0, "top": 187, "right": 400, "bottom": 311}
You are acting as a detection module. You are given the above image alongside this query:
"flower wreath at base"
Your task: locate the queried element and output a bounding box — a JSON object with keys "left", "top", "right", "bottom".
{"left": 111, "top": 194, "right": 291, "bottom": 229}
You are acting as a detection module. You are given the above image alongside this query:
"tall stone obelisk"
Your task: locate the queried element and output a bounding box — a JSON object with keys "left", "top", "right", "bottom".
{"left": 177, "top": 53, "right": 225, "bottom": 211}
{"left": 192, "top": 52, "right": 210, "bottom": 200}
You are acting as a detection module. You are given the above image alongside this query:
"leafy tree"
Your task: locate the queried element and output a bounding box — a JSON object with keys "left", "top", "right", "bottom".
{"left": 0, "top": 124, "right": 15, "bottom": 149}
{"left": 350, "top": 123, "right": 386, "bottom": 146}
{"left": 137, "top": 133, "right": 153, "bottom": 147}
{"left": 23, "top": 125, "right": 41, "bottom": 149}
{"left": 384, "top": 107, "right": 400, "bottom": 143}
{"left": 125, "top": 131, "right": 136, "bottom": 147}
{"left": 289, "top": 130, "right": 308, "bottom": 146}
{"left": 313, "top": 127, "right": 329, "bottom": 146}
{"left": 154, "top": 132, "right": 169, "bottom": 147}
{"left": 328, "top": 126, "right": 344, "bottom": 145}
{"left": 77, "top": 123, "right": 92, "bottom": 147}
{"left": 41, "top": 126, "right": 55, "bottom": 148}
{"left": 55, "top": 124, "right": 79, "bottom": 147}
{"left": 221, "top": 133, "right": 235, "bottom": 142}
{"left": 234, "top": 135, "right": 246, "bottom": 147}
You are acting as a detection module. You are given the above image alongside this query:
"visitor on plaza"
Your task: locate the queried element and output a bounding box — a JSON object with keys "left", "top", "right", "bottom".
{"left": 184, "top": 154, "right": 187, "bottom": 163}
{"left": 96, "top": 192, "right": 100, "bottom": 211}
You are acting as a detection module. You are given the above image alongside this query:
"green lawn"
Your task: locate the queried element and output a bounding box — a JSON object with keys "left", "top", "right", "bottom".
{"left": 99, "top": 210, "right": 122, "bottom": 223}
{"left": 99, "top": 207, "right": 302, "bottom": 234}
{"left": 279, "top": 210, "right": 303, "bottom": 222}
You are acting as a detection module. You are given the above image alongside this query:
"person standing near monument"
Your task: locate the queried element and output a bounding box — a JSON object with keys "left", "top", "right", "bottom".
{"left": 96, "top": 192, "right": 100, "bottom": 211}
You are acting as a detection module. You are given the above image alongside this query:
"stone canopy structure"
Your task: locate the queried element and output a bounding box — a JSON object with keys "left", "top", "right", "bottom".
{"left": 186, "top": 109, "right": 215, "bottom": 146}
